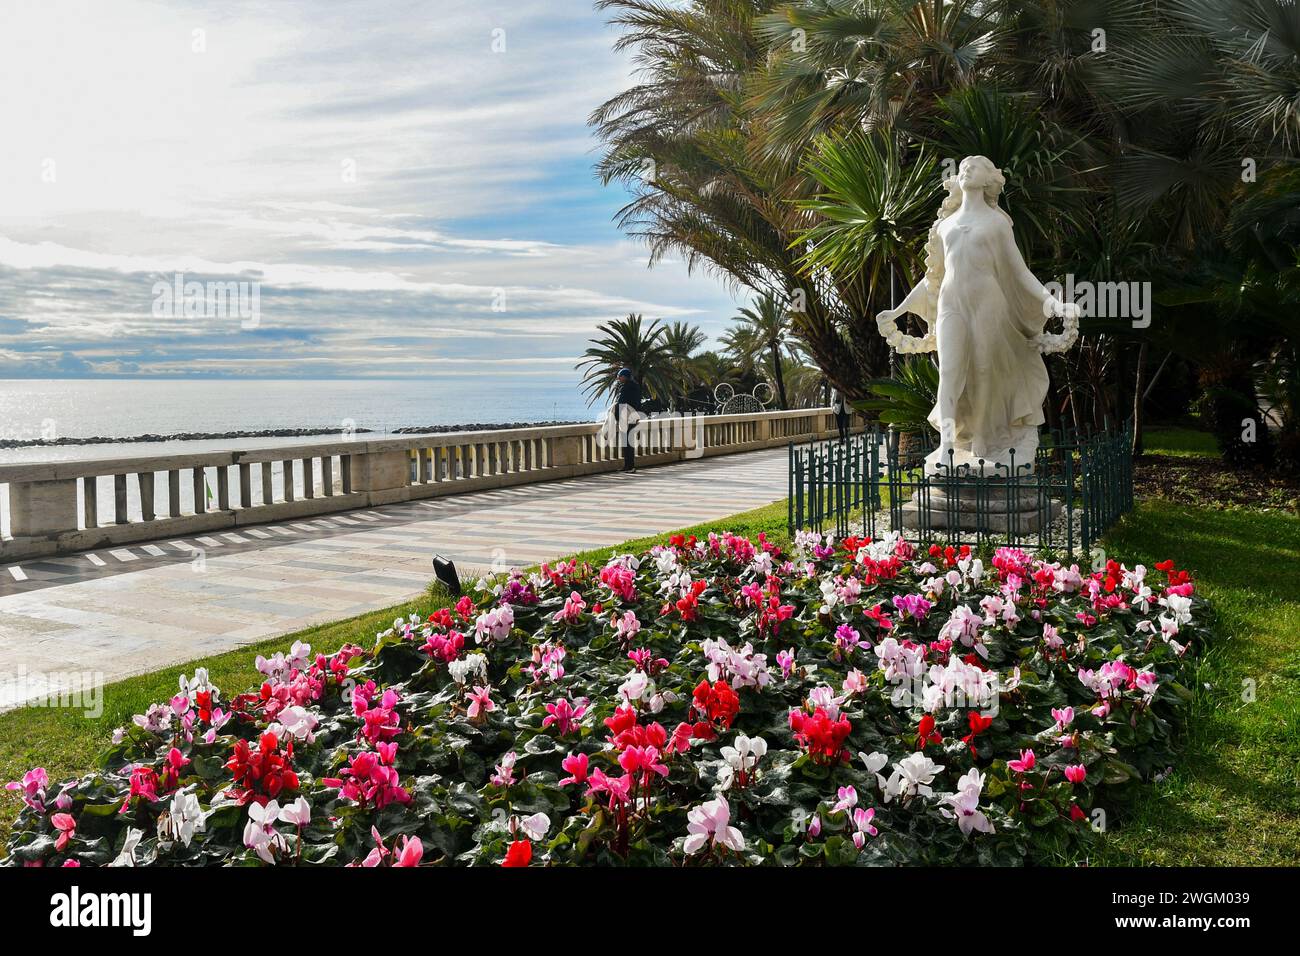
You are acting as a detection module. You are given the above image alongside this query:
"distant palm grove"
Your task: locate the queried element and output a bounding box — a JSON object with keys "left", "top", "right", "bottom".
{"left": 578, "top": 0, "right": 1300, "bottom": 473}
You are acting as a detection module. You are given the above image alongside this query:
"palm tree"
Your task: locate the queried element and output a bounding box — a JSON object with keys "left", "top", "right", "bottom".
{"left": 590, "top": 0, "right": 1300, "bottom": 459}
{"left": 751, "top": 0, "right": 1003, "bottom": 160}
{"left": 855, "top": 354, "right": 941, "bottom": 435}
{"left": 724, "top": 293, "right": 796, "bottom": 408}
{"left": 795, "top": 131, "right": 941, "bottom": 316}
{"left": 687, "top": 349, "right": 745, "bottom": 409}
{"left": 590, "top": 0, "right": 866, "bottom": 397}
{"left": 661, "top": 321, "right": 708, "bottom": 409}
{"left": 780, "top": 359, "right": 831, "bottom": 408}
{"left": 576, "top": 314, "right": 675, "bottom": 406}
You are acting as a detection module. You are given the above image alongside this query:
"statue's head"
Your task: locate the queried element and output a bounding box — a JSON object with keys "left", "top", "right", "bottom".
{"left": 948, "top": 156, "right": 1006, "bottom": 211}
{"left": 956, "top": 155, "right": 1003, "bottom": 190}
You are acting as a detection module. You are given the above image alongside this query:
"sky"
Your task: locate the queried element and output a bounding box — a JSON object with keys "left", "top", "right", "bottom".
{"left": 0, "top": 0, "right": 742, "bottom": 380}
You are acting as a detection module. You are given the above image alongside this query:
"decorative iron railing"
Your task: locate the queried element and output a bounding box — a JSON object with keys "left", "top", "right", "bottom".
{"left": 788, "top": 422, "right": 1134, "bottom": 557}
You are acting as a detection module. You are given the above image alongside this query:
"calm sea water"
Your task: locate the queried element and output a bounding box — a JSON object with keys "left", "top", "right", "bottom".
{"left": 0, "top": 378, "right": 599, "bottom": 463}
{"left": 0, "top": 377, "right": 602, "bottom": 536}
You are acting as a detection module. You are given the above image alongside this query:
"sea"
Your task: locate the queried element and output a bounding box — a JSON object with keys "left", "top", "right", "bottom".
{"left": 0, "top": 377, "right": 604, "bottom": 538}
{"left": 0, "top": 377, "right": 600, "bottom": 464}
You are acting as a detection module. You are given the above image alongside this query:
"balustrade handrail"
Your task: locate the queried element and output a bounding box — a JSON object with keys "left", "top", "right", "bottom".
{"left": 0, "top": 407, "right": 829, "bottom": 483}
{"left": 0, "top": 407, "right": 835, "bottom": 561}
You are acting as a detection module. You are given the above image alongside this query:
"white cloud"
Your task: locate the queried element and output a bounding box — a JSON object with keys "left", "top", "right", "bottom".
{"left": 0, "top": 0, "right": 745, "bottom": 379}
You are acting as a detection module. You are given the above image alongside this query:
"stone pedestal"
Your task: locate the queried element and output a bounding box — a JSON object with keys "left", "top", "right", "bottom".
{"left": 900, "top": 481, "right": 1061, "bottom": 533}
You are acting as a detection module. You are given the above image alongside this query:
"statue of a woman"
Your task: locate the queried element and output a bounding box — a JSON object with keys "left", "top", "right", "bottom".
{"left": 876, "top": 156, "right": 1077, "bottom": 475}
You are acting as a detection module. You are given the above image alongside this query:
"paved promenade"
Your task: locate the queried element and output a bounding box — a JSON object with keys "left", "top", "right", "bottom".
{"left": 0, "top": 448, "right": 787, "bottom": 708}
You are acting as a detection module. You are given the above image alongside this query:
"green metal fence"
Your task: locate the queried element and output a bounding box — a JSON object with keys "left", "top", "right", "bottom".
{"left": 788, "top": 422, "right": 1134, "bottom": 557}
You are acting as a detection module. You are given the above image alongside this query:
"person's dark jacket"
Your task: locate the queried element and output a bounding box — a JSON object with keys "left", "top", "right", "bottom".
{"left": 614, "top": 377, "right": 643, "bottom": 412}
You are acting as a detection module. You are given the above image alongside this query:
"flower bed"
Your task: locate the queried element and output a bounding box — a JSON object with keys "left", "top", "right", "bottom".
{"left": 3, "top": 532, "right": 1207, "bottom": 867}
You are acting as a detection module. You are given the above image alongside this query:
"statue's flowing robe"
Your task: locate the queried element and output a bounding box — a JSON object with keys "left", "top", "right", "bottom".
{"left": 909, "top": 213, "right": 1051, "bottom": 474}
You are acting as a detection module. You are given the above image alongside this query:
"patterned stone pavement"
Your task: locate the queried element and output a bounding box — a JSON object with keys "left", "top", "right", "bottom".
{"left": 0, "top": 448, "right": 788, "bottom": 708}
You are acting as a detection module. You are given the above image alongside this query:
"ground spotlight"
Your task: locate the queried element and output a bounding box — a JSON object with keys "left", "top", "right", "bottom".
{"left": 432, "top": 554, "right": 461, "bottom": 596}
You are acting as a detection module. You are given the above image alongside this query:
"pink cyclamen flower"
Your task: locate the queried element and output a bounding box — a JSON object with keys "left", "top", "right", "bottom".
{"left": 542, "top": 697, "right": 588, "bottom": 736}
{"left": 491, "top": 752, "right": 518, "bottom": 788}
{"left": 1007, "top": 749, "right": 1036, "bottom": 774}
{"left": 832, "top": 785, "right": 858, "bottom": 815}
{"left": 851, "top": 807, "right": 878, "bottom": 848}
{"left": 807, "top": 814, "right": 821, "bottom": 838}
{"left": 51, "top": 813, "right": 76, "bottom": 852}
{"left": 776, "top": 648, "right": 796, "bottom": 680}
{"left": 558, "top": 752, "right": 589, "bottom": 787}
{"left": 1064, "top": 764, "right": 1087, "bottom": 784}
{"left": 467, "top": 685, "right": 495, "bottom": 720}
{"left": 615, "top": 610, "right": 641, "bottom": 641}
{"left": 552, "top": 591, "right": 587, "bottom": 624}
{"left": 1051, "top": 707, "right": 1074, "bottom": 730}
{"left": 394, "top": 835, "right": 423, "bottom": 867}
{"left": 683, "top": 795, "right": 744, "bottom": 855}
{"left": 5, "top": 767, "right": 49, "bottom": 813}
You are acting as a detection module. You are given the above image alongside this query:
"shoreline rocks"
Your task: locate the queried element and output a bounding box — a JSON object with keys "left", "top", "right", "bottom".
{"left": 0, "top": 421, "right": 587, "bottom": 450}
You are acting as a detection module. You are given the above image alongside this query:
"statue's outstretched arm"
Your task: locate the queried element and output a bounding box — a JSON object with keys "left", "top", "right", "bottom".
{"left": 999, "top": 220, "right": 1080, "bottom": 352}
{"left": 877, "top": 278, "right": 930, "bottom": 324}
{"left": 999, "top": 223, "right": 1068, "bottom": 319}
{"left": 875, "top": 278, "right": 936, "bottom": 353}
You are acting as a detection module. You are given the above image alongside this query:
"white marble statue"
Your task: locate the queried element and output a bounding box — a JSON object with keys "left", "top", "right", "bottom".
{"left": 875, "top": 155, "right": 1078, "bottom": 475}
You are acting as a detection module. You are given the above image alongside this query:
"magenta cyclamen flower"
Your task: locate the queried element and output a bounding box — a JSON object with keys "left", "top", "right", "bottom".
{"left": 322, "top": 749, "right": 410, "bottom": 809}
{"left": 552, "top": 591, "right": 587, "bottom": 624}
{"left": 1064, "top": 764, "right": 1087, "bottom": 784}
{"left": 776, "top": 648, "right": 796, "bottom": 679}
{"left": 835, "top": 624, "right": 862, "bottom": 651}
{"left": 586, "top": 768, "right": 632, "bottom": 808}
{"left": 542, "top": 697, "right": 588, "bottom": 736}
{"left": 558, "top": 753, "right": 589, "bottom": 787}
{"left": 467, "top": 685, "right": 495, "bottom": 721}
{"left": 599, "top": 563, "right": 637, "bottom": 602}
{"left": 5, "top": 767, "right": 49, "bottom": 813}
{"left": 891, "top": 593, "right": 932, "bottom": 621}
{"left": 1007, "top": 749, "right": 1036, "bottom": 774}
{"left": 618, "top": 746, "right": 669, "bottom": 784}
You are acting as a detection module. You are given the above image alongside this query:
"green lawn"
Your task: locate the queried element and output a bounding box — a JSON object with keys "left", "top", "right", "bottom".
{"left": 1143, "top": 425, "right": 1221, "bottom": 458}
{"left": 5, "top": 438, "right": 1298, "bottom": 864}
{"left": 1089, "top": 502, "right": 1300, "bottom": 865}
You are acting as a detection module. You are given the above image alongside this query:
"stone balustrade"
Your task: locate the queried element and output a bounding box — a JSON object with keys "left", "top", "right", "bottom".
{"left": 0, "top": 408, "right": 834, "bottom": 560}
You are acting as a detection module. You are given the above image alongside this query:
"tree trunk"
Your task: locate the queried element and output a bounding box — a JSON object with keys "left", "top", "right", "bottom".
{"left": 771, "top": 344, "right": 788, "bottom": 409}
{"left": 1131, "top": 341, "right": 1148, "bottom": 457}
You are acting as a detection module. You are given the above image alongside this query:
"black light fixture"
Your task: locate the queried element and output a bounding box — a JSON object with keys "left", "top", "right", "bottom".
{"left": 432, "top": 554, "right": 461, "bottom": 596}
